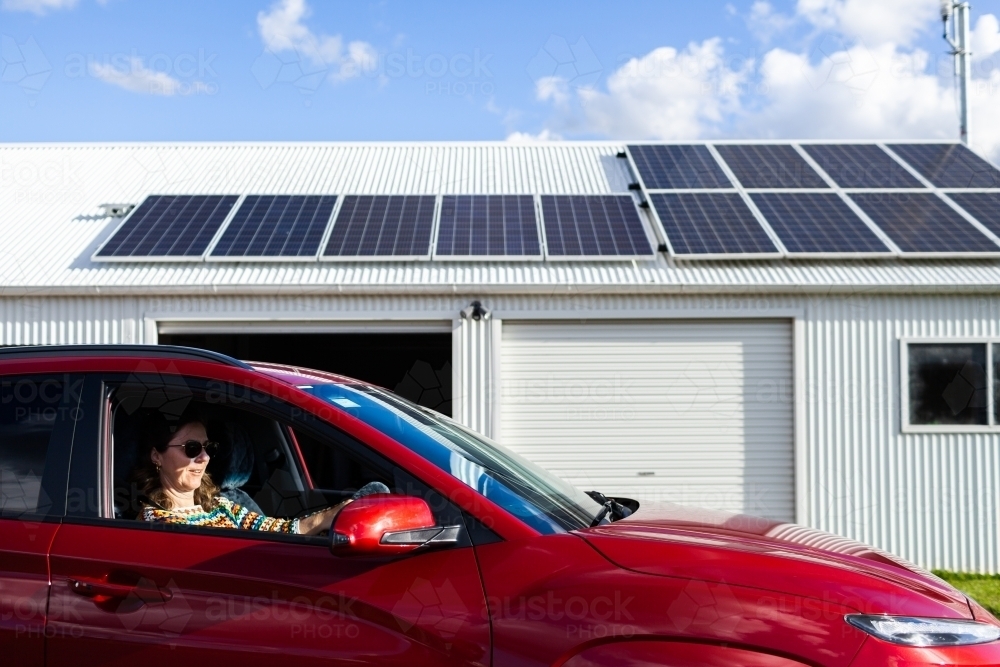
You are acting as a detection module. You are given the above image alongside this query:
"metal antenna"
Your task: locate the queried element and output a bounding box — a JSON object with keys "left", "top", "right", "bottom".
{"left": 941, "top": 0, "right": 973, "bottom": 145}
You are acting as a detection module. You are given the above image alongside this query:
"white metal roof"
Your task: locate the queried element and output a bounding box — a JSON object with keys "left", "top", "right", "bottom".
{"left": 2, "top": 142, "right": 1000, "bottom": 295}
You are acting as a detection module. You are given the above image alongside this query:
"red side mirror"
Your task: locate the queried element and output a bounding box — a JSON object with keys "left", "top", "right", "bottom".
{"left": 330, "top": 494, "right": 461, "bottom": 557}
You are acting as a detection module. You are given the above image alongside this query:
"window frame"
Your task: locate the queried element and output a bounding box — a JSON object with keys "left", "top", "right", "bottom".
{"left": 68, "top": 372, "right": 480, "bottom": 549}
{"left": 63, "top": 374, "right": 327, "bottom": 545}
{"left": 900, "top": 338, "right": 999, "bottom": 433}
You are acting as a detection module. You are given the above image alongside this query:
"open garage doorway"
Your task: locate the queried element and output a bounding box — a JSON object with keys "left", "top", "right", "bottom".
{"left": 159, "top": 333, "right": 453, "bottom": 416}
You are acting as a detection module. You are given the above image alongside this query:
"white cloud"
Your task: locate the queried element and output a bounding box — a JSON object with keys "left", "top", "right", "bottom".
{"left": 972, "top": 70, "right": 1000, "bottom": 160}
{"left": 505, "top": 129, "right": 562, "bottom": 143}
{"left": 519, "top": 7, "right": 1000, "bottom": 162}
{"left": 256, "top": 0, "right": 377, "bottom": 81}
{"left": 746, "top": 1, "right": 796, "bottom": 42}
{"left": 750, "top": 41, "right": 1000, "bottom": 160}
{"left": 535, "top": 75, "right": 570, "bottom": 105}
{"left": 89, "top": 57, "right": 208, "bottom": 96}
{"left": 972, "top": 14, "right": 1000, "bottom": 62}
{"left": 1, "top": 0, "right": 76, "bottom": 14}
{"left": 573, "top": 39, "right": 751, "bottom": 140}
{"left": 749, "top": 44, "right": 954, "bottom": 138}
{"left": 796, "top": 0, "right": 940, "bottom": 46}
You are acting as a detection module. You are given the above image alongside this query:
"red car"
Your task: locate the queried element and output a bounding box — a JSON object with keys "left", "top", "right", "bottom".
{"left": 2, "top": 344, "right": 999, "bottom": 667}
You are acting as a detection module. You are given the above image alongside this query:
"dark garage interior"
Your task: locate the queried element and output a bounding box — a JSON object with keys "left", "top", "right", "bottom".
{"left": 159, "top": 333, "right": 453, "bottom": 416}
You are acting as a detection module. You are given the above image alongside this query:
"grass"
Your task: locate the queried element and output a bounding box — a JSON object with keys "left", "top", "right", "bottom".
{"left": 933, "top": 570, "right": 1000, "bottom": 616}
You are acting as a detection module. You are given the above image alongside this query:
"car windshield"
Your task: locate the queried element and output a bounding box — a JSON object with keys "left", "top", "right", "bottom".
{"left": 300, "top": 383, "right": 603, "bottom": 534}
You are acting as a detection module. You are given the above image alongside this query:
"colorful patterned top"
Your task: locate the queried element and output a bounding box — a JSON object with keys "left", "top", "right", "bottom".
{"left": 140, "top": 496, "right": 300, "bottom": 534}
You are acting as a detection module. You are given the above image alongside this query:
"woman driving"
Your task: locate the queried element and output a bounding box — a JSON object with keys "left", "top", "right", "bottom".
{"left": 135, "top": 408, "right": 350, "bottom": 535}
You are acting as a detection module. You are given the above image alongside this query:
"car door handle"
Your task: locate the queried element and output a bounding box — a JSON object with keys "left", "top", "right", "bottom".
{"left": 69, "top": 577, "right": 173, "bottom": 603}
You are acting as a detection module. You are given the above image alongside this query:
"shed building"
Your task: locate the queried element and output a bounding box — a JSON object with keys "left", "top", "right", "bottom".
{"left": 3, "top": 140, "right": 1000, "bottom": 571}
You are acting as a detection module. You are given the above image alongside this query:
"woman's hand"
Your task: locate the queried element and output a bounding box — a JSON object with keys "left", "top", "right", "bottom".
{"left": 296, "top": 499, "right": 352, "bottom": 536}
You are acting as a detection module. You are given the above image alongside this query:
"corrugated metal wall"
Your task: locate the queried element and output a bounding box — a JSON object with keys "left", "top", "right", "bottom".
{"left": 2, "top": 292, "right": 1000, "bottom": 572}
{"left": 453, "top": 312, "right": 501, "bottom": 438}
{"left": 804, "top": 294, "right": 1000, "bottom": 573}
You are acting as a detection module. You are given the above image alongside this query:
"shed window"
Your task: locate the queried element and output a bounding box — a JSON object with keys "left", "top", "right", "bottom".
{"left": 908, "top": 343, "right": 990, "bottom": 426}
{"left": 995, "top": 344, "right": 1000, "bottom": 425}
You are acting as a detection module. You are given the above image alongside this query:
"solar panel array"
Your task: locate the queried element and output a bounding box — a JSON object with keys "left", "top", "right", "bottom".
{"left": 323, "top": 195, "right": 436, "bottom": 258}
{"left": 541, "top": 195, "right": 653, "bottom": 257}
{"left": 91, "top": 142, "right": 1000, "bottom": 263}
{"left": 850, "top": 193, "right": 997, "bottom": 253}
{"left": 651, "top": 193, "right": 777, "bottom": 256}
{"left": 750, "top": 193, "right": 889, "bottom": 254}
{"left": 630, "top": 142, "right": 1000, "bottom": 258}
{"left": 946, "top": 193, "right": 1000, "bottom": 238}
{"left": 628, "top": 144, "right": 731, "bottom": 189}
{"left": 211, "top": 195, "right": 336, "bottom": 258}
{"left": 714, "top": 144, "right": 828, "bottom": 189}
{"left": 887, "top": 143, "right": 1000, "bottom": 188}
{"left": 801, "top": 144, "right": 922, "bottom": 189}
{"left": 96, "top": 195, "right": 238, "bottom": 258}
{"left": 436, "top": 195, "right": 540, "bottom": 257}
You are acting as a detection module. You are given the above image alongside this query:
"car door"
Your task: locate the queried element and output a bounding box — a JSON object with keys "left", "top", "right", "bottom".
{"left": 0, "top": 373, "right": 80, "bottom": 667}
{"left": 45, "top": 371, "right": 491, "bottom": 667}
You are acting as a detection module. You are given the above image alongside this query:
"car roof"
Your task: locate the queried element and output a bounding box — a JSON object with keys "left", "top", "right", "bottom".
{"left": 0, "top": 345, "right": 371, "bottom": 388}
{"left": 0, "top": 344, "right": 253, "bottom": 369}
{"left": 248, "top": 362, "right": 366, "bottom": 387}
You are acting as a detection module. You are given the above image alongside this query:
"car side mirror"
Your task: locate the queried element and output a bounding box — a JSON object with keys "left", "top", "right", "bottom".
{"left": 329, "top": 494, "right": 461, "bottom": 557}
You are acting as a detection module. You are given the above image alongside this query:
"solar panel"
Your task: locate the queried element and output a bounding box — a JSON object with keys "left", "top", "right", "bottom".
{"left": 850, "top": 193, "right": 1000, "bottom": 253}
{"left": 887, "top": 143, "right": 1000, "bottom": 188}
{"left": 540, "top": 195, "right": 653, "bottom": 257}
{"left": 802, "top": 144, "right": 923, "bottom": 189}
{"left": 435, "top": 195, "right": 541, "bottom": 257}
{"left": 715, "top": 144, "right": 828, "bottom": 188}
{"left": 95, "top": 195, "right": 238, "bottom": 258}
{"left": 627, "top": 145, "right": 731, "bottom": 189}
{"left": 322, "top": 195, "right": 436, "bottom": 257}
{"left": 209, "top": 195, "right": 336, "bottom": 257}
{"left": 649, "top": 193, "right": 778, "bottom": 255}
{"left": 750, "top": 193, "right": 890, "bottom": 254}
{"left": 947, "top": 192, "right": 1000, "bottom": 238}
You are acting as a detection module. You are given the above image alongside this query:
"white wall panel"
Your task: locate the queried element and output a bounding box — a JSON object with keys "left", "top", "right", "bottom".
{"left": 453, "top": 313, "right": 500, "bottom": 438}
{"left": 500, "top": 320, "right": 795, "bottom": 521}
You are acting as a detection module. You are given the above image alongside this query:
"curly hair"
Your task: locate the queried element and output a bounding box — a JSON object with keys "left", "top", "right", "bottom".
{"left": 132, "top": 406, "right": 219, "bottom": 512}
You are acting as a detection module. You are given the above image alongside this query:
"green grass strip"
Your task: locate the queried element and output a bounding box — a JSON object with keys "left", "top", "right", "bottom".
{"left": 934, "top": 570, "right": 1000, "bottom": 617}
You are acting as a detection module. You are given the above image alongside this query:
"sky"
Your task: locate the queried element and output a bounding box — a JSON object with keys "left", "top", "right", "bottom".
{"left": 2, "top": 0, "right": 999, "bottom": 159}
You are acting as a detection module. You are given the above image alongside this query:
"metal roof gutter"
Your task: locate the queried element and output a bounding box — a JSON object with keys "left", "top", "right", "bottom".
{"left": 3, "top": 282, "right": 1000, "bottom": 297}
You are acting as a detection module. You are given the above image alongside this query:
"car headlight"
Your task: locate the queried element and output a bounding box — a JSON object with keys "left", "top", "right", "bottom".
{"left": 845, "top": 614, "right": 1000, "bottom": 647}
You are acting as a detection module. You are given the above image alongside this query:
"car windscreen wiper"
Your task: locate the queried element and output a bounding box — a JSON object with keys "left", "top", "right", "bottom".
{"left": 586, "top": 491, "right": 632, "bottom": 527}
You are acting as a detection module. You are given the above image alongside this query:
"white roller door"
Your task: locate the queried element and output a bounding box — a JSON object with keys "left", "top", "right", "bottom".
{"left": 500, "top": 320, "right": 794, "bottom": 521}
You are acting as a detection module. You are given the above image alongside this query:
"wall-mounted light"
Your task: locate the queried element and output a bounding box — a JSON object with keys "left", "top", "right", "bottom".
{"left": 460, "top": 300, "right": 489, "bottom": 321}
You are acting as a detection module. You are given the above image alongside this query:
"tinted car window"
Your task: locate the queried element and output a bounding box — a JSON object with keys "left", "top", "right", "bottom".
{"left": 1, "top": 375, "right": 79, "bottom": 516}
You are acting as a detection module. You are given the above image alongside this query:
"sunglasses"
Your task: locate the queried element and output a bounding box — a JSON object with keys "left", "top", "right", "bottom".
{"left": 166, "top": 440, "right": 219, "bottom": 458}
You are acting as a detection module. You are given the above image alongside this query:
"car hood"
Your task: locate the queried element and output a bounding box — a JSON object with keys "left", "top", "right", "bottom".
{"left": 579, "top": 502, "right": 972, "bottom": 619}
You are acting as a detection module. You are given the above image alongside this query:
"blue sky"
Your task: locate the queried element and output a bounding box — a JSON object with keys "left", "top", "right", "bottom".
{"left": 2, "top": 0, "right": 999, "bottom": 157}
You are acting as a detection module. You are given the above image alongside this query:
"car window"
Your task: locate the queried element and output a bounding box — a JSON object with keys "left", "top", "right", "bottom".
{"left": 97, "top": 374, "right": 472, "bottom": 545}
{"left": 301, "top": 382, "right": 603, "bottom": 534}
{"left": 0, "top": 374, "right": 80, "bottom": 518}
